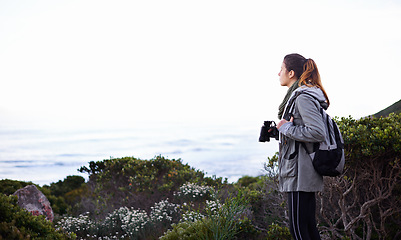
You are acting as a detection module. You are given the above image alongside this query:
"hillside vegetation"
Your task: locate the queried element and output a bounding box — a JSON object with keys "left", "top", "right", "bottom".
{"left": 373, "top": 99, "right": 401, "bottom": 117}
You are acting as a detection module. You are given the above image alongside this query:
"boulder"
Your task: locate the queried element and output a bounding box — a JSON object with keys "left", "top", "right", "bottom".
{"left": 13, "top": 185, "right": 54, "bottom": 222}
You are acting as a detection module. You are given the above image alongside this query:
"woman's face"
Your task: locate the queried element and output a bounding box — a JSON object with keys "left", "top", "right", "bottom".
{"left": 278, "top": 62, "right": 294, "bottom": 87}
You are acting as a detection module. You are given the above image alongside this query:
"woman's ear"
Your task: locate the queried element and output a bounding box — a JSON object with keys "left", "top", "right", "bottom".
{"left": 288, "top": 70, "right": 295, "bottom": 79}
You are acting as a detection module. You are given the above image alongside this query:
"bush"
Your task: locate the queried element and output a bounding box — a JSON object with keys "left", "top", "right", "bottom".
{"left": 45, "top": 175, "right": 88, "bottom": 215}
{"left": 236, "top": 157, "right": 288, "bottom": 237}
{"left": 0, "top": 179, "right": 36, "bottom": 195}
{"left": 338, "top": 113, "right": 401, "bottom": 159}
{"left": 317, "top": 113, "right": 401, "bottom": 239}
{"left": 236, "top": 175, "right": 265, "bottom": 189}
{"left": 47, "top": 176, "right": 85, "bottom": 198}
{"left": 0, "top": 193, "right": 74, "bottom": 239}
{"left": 265, "top": 223, "right": 291, "bottom": 240}
{"left": 160, "top": 193, "right": 257, "bottom": 240}
{"left": 159, "top": 220, "right": 208, "bottom": 240}
{"left": 77, "top": 156, "right": 226, "bottom": 218}
{"left": 57, "top": 199, "right": 181, "bottom": 240}
{"left": 174, "top": 182, "right": 214, "bottom": 202}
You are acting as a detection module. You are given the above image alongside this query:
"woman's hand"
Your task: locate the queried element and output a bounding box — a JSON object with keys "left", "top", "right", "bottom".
{"left": 277, "top": 117, "right": 294, "bottom": 129}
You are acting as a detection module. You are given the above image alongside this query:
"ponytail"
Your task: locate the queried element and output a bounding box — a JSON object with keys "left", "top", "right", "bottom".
{"left": 299, "top": 58, "right": 330, "bottom": 106}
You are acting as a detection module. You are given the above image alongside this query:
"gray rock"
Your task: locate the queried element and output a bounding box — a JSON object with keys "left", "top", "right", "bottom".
{"left": 13, "top": 185, "right": 54, "bottom": 222}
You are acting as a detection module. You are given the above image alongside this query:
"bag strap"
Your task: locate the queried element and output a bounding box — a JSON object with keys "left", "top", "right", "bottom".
{"left": 300, "top": 141, "right": 320, "bottom": 155}
{"left": 283, "top": 92, "right": 325, "bottom": 154}
{"left": 282, "top": 91, "right": 302, "bottom": 121}
{"left": 332, "top": 119, "right": 344, "bottom": 149}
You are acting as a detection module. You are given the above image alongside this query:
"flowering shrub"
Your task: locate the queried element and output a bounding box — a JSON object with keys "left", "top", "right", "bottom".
{"left": 103, "top": 207, "right": 149, "bottom": 239}
{"left": 205, "top": 199, "right": 222, "bottom": 215}
{"left": 180, "top": 210, "right": 204, "bottom": 223}
{"left": 55, "top": 181, "right": 222, "bottom": 239}
{"left": 160, "top": 194, "right": 256, "bottom": 240}
{"left": 178, "top": 200, "right": 220, "bottom": 224}
{"left": 150, "top": 199, "right": 180, "bottom": 224}
{"left": 56, "top": 213, "right": 95, "bottom": 237}
{"left": 57, "top": 199, "right": 181, "bottom": 239}
{"left": 173, "top": 182, "right": 214, "bottom": 201}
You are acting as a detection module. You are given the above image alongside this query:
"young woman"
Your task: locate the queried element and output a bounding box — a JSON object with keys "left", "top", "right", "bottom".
{"left": 276, "top": 53, "right": 330, "bottom": 240}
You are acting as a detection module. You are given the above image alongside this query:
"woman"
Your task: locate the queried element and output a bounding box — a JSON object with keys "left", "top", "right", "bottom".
{"left": 276, "top": 53, "right": 330, "bottom": 240}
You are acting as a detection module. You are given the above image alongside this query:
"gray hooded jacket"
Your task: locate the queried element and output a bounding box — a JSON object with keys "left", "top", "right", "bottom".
{"left": 277, "top": 86, "right": 327, "bottom": 192}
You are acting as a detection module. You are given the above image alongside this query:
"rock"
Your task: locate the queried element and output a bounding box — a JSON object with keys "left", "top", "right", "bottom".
{"left": 13, "top": 185, "right": 54, "bottom": 222}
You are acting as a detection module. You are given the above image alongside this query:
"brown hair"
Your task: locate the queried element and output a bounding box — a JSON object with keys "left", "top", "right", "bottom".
{"left": 283, "top": 53, "right": 330, "bottom": 106}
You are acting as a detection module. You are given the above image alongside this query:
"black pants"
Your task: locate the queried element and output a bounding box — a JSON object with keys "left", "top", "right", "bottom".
{"left": 287, "top": 191, "right": 321, "bottom": 240}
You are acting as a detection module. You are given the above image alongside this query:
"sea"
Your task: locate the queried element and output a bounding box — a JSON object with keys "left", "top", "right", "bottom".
{"left": 0, "top": 121, "right": 277, "bottom": 186}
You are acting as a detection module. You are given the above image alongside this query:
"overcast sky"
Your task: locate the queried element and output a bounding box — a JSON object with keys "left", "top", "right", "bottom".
{"left": 1, "top": 0, "right": 401, "bottom": 130}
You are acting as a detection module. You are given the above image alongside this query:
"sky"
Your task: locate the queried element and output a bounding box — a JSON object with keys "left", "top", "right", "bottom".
{"left": 1, "top": 0, "right": 401, "bottom": 131}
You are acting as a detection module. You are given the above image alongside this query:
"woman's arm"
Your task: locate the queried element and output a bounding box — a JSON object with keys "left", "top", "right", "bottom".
{"left": 278, "top": 94, "right": 326, "bottom": 142}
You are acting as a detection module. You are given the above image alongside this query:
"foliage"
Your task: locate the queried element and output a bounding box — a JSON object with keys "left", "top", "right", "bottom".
{"left": 201, "top": 193, "right": 251, "bottom": 240}
{"left": 173, "top": 182, "right": 214, "bottom": 202}
{"left": 0, "top": 179, "right": 36, "bottom": 195}
{"left": 235, "top": 156, "right": 287, "bottom": 236}
{"left": 337, "top": 113, "right": 401, "bottom": 159}
{"left": 0, "top": 193, "right": 75, "bottom": 240}
{"left": 160, "top": 193, "right": 257, "bottom": 240}
{"left": 159, "top": 220, "right": 207, "bottom": 240}
{"left": 55, "top": 178, "right": 267, "bottom": 240}
{"left": 236, "top": 175, "right": 265, "bottom": 189}
{"left": 77, "top": 156, "right": 226, "bottom": 218}
{"left": 57, "top": 198, "right": 181, "bottom": 240}
{"left": 46, "top": 194, "right": 70, "bottom": 217}
{"left": 44, "top": 175, "right": 88, "bottom": 216}
{"left": 47, "top": 176, "right": 85, "bottom": 198}
{"left": 265, "top": 223, "right": 291, "bottom": 240}
{"left": 318, "top": 113, "right": 401, "bottom": 239}
{"left": 264, "top": 152, "right": 279, "bottom": 178}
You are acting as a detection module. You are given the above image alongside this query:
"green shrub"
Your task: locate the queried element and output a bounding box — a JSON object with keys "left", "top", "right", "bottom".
{"left": 235, "top": 167, "right": 287, "bottom": 237}
{"left": 202, "top": 195, "right": 247, "bottom": 240}
{"left": 0, "top": 179, "right": 36, "bottom": 195}
{"left": 266, "top": 223, "right": 291, "bottom": 240}
{"left": 337, "top": 113, "right": 401, "bottom": 159}
{"left": 0, "top": 193, "right": 74, "bottom": 239}
{"left": 161, "top": 193, "right": 257, "bottom": 240}
{"left": 45, "top": 175, "right": 88, "bottom": 216}
{"left": 159, "top": 220, "right": 208, "bottom": 240}
{"left": 236, "top": 175, "right": 265, "bottom": 190}
{"left": 47, "top": 176, "right": 85, "bottom": 198}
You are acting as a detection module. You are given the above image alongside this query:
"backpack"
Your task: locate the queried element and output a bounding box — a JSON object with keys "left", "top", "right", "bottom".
{"left": 284, "top": 92, "right": 345, "bottom": 177}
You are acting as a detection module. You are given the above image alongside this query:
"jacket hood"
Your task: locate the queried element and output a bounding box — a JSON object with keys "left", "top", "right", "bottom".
{"left": 291, "top": 86, "right": 328, "bottom": 110}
